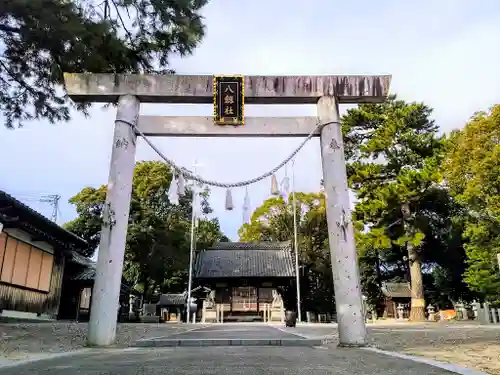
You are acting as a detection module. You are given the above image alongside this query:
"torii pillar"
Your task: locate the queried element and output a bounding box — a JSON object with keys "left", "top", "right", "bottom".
{"left": 64, "top": 73, "right": 391, "bottom": 347}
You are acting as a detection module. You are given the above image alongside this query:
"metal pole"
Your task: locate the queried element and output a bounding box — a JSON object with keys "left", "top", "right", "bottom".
{"left": 186, "top": 164, "right": 197, "bottom": 323}
{"left": 88, "top": 95, "right": 139, "bottom": 346}
{"left": 318, "top": 96, "right": 366, "bottom": 346}
{"left": 291, "top": 159, "right": 302, "bottom": 323}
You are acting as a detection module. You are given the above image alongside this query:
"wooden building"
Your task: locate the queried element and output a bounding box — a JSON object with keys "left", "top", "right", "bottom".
{"left": 0, "top": 190, "right": 90, "bottom": 320}
{"left": 58, "top": 250, "right": 133, "bottom": 322}
{"left": 193, "top": 241, "right": 296, "bottom": 323}
{"left": 380, "top": 282, "right": 412, "bottom": 318}
{"left": 57, "top": 250, "right": 96, "bottom": 320}
{"left": 157, "top": 286, "right": 212, "bottom": 322}
{"left": 157, "top": 292, "right": 186, "bottom": 322}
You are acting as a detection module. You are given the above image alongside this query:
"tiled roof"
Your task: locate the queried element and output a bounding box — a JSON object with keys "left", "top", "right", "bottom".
{"left": 68, "top": 251, "right": 96, "bottom": 281}
{"left": 68, "top": 250, "right": 96, "bottom": 267}
{"left": 157, "top": 293, "right": 186, "bottom": 306}
{"left": 71, "top": 266, "right": 132, "bottom": 294}
{"left": 156, "top": 287, "right": 211, "bottom": 306}
{"left": 194, "top": 241, "right": 295, "bottom": 278}
{"left": 191, "top": 286, "right": 211, "bottom": 294}
{"left": 72, "top": 267, "right": 96, "bottom": 281}
{"left": 0, "top": 190, "right": 88, "bottom": 250}
{"left": 381, "top": 282, "right": 412, "bottom": 298}
{"left": 209, "top": 241, "right": 292, "bottom": 251}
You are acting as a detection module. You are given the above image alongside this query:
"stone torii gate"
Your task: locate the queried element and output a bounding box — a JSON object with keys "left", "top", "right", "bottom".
{"left": 64, "top": 73, "right": 391, "bottom": 347}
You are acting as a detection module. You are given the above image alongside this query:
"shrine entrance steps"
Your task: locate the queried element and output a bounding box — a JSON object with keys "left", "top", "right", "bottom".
{"left": 223, "top": 311, "right": 263, "bottom": 323}
{"left": 223, "top": 315, "right": 262, "bottom": 323}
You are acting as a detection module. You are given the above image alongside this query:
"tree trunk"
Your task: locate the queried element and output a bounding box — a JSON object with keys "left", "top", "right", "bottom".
{"left": 408, "top": 244, "right": 425, "bottom": 321}
{"left": 375, "top": 249, "right": 383, "bottom": 289}
{"left": 401, "top": 202, "right": 426, "bottom": 322}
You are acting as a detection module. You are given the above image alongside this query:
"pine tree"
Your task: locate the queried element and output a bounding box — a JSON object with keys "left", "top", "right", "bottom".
{"left": 343, "top": 95, "right": 444, "bottom": 321}
{"left": 0, "top": 0, "right": 207, "bottom": 128}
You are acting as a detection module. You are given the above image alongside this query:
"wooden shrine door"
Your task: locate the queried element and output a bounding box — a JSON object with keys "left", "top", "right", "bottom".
{"left": 232, "top": 286, "right": 257, "bottom": 312}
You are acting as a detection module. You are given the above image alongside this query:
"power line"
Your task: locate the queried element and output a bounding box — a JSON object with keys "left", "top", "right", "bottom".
{"left": 39, "top": 194, "right": 61, "bottom": 223}
{"left": 7, "top": 191, "right": 61, "bottom": 223}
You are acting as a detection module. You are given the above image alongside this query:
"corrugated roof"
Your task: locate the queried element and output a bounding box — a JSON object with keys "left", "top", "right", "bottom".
{"left": 381, "top": 282, "right": 412, "bottom": 298}
{"left": 194, "top": 241, "right": 295, "bottom": 278}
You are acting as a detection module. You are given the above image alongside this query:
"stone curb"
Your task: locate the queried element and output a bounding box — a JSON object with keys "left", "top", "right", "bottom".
{"left": 131, "top": 338, "right": 323, "bottom": 347}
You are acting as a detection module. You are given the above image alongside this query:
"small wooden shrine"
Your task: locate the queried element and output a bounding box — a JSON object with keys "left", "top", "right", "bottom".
{"left": 380, "top": 282, "right": 412, "bottom": 318}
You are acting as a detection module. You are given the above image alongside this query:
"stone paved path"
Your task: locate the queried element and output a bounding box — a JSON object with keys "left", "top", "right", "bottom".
{"left": 156, "top": 324, "right": 302, "bottom": 340}
{"left": 0, "top": 346, "right": 458, "bottom": 375}
{"left": 1, "top": 321, "right": 496, "bottom": 374}
{"left": 132, "top": 324, "right": 323, "bottom": 347}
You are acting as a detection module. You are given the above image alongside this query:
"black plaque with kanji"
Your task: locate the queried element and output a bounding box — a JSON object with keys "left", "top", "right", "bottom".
{"left": 213, "top": 75, "right": 244, "bottom": 125}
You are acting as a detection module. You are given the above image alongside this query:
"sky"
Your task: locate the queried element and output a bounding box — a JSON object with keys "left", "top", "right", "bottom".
{"left": 1, "top": 0, "right": 500, "bottom": 246}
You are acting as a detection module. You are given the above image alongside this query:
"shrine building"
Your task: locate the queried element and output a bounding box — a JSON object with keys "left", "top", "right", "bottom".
{"left": 193, "top": 241, "right": 296, "bottom": 323}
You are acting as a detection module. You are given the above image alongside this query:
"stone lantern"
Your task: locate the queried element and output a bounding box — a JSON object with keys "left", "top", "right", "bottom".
{"left": 396, "top": 304, "right": 405, "bottom": 320}
{"left": 427, "top": 304, "right": 436, "bottom": 321}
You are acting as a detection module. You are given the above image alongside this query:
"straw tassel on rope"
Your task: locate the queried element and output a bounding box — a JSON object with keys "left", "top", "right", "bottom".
{"left": 168, "top": 174, "right": 179, "bottom": 205}
{"left": 242, "top": 187, "right": 251, "bottom": 224}
{"left": 271, "top": 174, "right": 280, "bottom": 196}
{"left": 177, "top": 174, "right": 186, "bottom": 197}
{"left": 281, "top": 165, "right": 290, "bottom": 199}
{"left": 225, "top": 188, "right": 234, "bottom": 211}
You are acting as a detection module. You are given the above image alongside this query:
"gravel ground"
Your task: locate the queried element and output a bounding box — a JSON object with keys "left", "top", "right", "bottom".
{"left": 0, "top": 322, "right": 203, "bottom": 359}
{"left": 288, "top": 321, "right": 500, "bottom": 375}
{"left": 369, "top": 323, "right": 500, "bottom": 375}
{"left": 1, "top": 321, "right": 499, "bottom": 374}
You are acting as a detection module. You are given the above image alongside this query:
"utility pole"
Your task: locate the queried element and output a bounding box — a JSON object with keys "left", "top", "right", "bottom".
{"left": 186, "top": 162, "right": 202, "bottom": 323}
{"left": 291, "top": 159, "right": 302, "bottom": 323}
{"left": 40, "top": 194, "right": 60, "bottom": 223}
{"left": 9, "top": 192, "right": 61, "bottom": 223}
